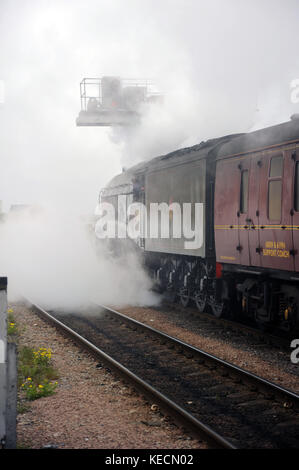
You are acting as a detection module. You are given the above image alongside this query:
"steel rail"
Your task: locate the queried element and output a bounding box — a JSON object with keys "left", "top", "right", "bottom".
{"left": 97, "top": 303, "right": 299, "bottom": 405}
{"left": 163, "top": 301, "right": 292, "bottom": 350}
{"left": 28, "top": 300, "right": 236, "bottom": 449}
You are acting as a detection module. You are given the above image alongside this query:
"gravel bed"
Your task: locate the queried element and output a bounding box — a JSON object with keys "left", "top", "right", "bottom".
{"left": 49, "top": 310, "right": 298, "bottom": 448}
{"left": 115, "top": 305, "right": 299, "bottom": 394}
{"left": 13, "top": 303, "right": 205, "bottom": 449}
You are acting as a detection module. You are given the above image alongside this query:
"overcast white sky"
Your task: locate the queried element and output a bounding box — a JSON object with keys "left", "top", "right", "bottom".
{"left": 1, "top": 0, "right": 299, "bottom": 212}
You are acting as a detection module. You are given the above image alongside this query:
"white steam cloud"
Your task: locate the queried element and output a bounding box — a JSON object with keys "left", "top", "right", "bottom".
{"left": 0, "top": 0, "right": 299, "bottom": 307}
{"left": 0, "top": 208, "right": 157, "bottom": 309}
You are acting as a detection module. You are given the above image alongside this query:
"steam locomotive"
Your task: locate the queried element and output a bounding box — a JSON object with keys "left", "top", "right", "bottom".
{"left": 100, "top": 116, "right": 299, "bottom": 333}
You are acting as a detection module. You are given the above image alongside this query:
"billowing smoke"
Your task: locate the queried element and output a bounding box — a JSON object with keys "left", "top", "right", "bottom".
{"left": 0, "top": 207, "right": 158, "bottom": 309}
{"left": 0, "top": 0, "right": 299, "bottom": 307}
{"left": 110, "top": 78, "right": 203, "bottom": 166}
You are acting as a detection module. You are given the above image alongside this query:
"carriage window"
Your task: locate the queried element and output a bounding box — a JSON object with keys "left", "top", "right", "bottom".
{"left": 268, "top": 180, "right": 282, "bottom": 220}
{"left": 295, "top": 162, "right": 299, "bottom": 212}
{"left": 240, "top": 170, "right": 248, "bottom": 213}
{"left": 268, "top": 155, "right": 283, "bottom": 221}
{"left": 270, "top": 156, "right": 283, "bottom": 177}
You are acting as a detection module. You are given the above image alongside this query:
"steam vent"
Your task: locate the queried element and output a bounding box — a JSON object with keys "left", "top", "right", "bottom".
{"left": 76, "top": 76, "right": 163, "bottom": 127}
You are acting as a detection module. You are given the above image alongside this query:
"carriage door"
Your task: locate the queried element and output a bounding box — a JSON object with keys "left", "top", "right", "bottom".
{"left": 247, "top": 153, "right": 262, "bottom": 267}
{"left": 214, "top": 157, "right": 242, "bottom": 265}
{"left": 290, "top": 147, "right": 299, "bottom": 272}
{"left": 237, "top": 158, "right": 251, "bottom": 266}
{"left": 258, "top": 151, "right": 293, "bottom": 271}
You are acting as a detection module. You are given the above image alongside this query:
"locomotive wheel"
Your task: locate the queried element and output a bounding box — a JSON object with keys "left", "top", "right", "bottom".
{"left": 210, "top": 298, "right": 227, "bottom": 318}
{"left": 158, "top": 260, "right": 175, "bottom": 291}
{"left": 165, "top": 290, "right": 177, "bottom": 303}
{"left": 194, "top": 290, "right": 207, "bottom": 313}
{"left": 179, "top": 288, "right": 190, "bottom": 308}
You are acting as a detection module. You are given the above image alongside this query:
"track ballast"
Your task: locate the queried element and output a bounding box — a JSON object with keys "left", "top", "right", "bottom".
{"left": 31, "top": 302, "right": 299, "bottom": 449}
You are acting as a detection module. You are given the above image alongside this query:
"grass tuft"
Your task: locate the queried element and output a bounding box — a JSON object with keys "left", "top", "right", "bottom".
{"left": 18, "top": 346, "right": 59, "bottom": 400}
{"left": 7, "top": 309, "right": 18, "bottom": 336}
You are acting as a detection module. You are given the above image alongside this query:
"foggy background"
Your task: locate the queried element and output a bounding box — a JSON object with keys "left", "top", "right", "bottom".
{"left": 0, "top": 0, "right": 299, "bottom": 306}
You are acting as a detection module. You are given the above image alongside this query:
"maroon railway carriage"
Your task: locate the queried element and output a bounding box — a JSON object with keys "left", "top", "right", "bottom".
{"left": 215, "top": 117, "right": 299, "bottom": 331}
{"left": 101, "top": 117, "right": 299, "bottom": 333}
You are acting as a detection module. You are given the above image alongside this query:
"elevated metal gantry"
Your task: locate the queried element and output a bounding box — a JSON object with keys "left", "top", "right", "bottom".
{"left": 76, "top": 76, "right": 163, "bottom": 127}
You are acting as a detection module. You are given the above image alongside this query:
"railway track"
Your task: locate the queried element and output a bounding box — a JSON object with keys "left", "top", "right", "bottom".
{"left": 30, "top": 301, "right": 299, "bottom": 449}
{"left": 161, "top": 300, "right": 293, "bottom": 350}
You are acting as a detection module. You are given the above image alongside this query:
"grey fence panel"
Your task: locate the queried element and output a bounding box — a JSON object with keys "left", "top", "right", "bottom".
{"left": 5, "top": 342, "right": 17, "bottom": 449}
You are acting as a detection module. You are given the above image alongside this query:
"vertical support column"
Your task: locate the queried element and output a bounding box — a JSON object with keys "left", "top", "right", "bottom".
{"left": 0, "top": 277, "right": 8, "bottom": 448}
